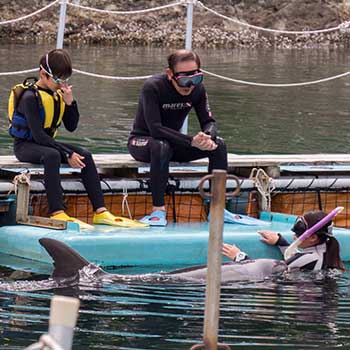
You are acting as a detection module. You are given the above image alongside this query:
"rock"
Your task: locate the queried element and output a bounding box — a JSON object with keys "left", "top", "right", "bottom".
{"left": 0, "top": 0, "right": 349, "bottom": 47}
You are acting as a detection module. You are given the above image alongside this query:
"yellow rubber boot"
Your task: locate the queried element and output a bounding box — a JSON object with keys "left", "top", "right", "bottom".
{"left": 93, "top": 211, "right": 149, "bottom": 228}
{"left": 50, "top": 212, "right": 94, "bottom": 230}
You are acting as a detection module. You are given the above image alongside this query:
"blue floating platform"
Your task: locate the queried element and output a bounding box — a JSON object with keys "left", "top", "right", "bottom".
{"left": 0, "top": 212, "right": 349, "bottom": 268}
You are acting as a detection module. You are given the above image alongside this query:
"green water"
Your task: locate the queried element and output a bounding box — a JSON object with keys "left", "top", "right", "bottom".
{"left": 2, "top": 43, "right": 350, "bottom": 349}
{"left": 1, "top": 44, "right": 350, "bottom": 155}
{"left": 0, "top": 265, "right": 349, "bottom": 350}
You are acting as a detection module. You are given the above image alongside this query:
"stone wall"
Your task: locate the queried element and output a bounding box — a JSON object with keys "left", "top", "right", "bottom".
{"left": 1, "top": 0, "right": 350, "bottom": 47}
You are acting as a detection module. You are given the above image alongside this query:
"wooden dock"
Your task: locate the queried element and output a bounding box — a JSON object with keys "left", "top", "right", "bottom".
{"left": 0, "top": 153, "right": 350, "bottom": 174}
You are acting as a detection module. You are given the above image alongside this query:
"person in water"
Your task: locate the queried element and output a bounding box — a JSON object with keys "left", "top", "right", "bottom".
{"left": 9, "top": 49, "right": 147, "bottom": 229}
{"left": 128, "top": 49, "right": 228, "bottom": 226}
{"left": 222, "top": 210, "right": 345, "bottom": 271}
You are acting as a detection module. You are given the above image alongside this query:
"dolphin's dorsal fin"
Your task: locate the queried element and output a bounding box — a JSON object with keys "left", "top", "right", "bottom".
{"left": 39, "top": 238, "right": 91, "bottom": 278}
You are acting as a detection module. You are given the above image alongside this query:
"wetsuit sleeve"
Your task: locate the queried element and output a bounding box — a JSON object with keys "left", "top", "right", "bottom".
{"left": 193, "top": 86, "right": 217, "bottom": 140}
{"left": 142, "top": 83, "right": 193, "bottom": 146}
{"left": 275, "top": 234, "right": 290, "bottom": 255}
{"left": 20, "top": 92, "right": 75, "bottom": 158}
{"left": 62, "top": 100, "right": 79, "bottom": 132}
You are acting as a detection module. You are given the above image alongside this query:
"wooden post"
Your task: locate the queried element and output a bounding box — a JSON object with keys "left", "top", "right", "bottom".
{"left": 203, "top": 170, "right": 226, "bottom": 350}
{"left": 194, "top": 172, "right": 239, "bottom": 350}
{"left": 14, "top": 172, "right": 69, "bottom": 230}
{"left": 15, "top": 173, "right": 30, "bottom": 223}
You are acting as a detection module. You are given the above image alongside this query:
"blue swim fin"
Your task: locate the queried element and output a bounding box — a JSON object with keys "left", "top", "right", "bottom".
{"left": 208, "top": 209, "right": 269, "bottom": 226}
{"left": 139, "top": 210, "right": 167, "bottom": 227}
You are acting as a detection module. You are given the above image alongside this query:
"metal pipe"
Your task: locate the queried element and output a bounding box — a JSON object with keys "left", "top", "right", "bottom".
{"left": 181, "top": 0, "right": 195, "bottom": 134}
{"left": 56, "top": 0, "right": 67, "bottom": 49}
{"left": 203, "top": 169, "right": 226, "bottom": 350}
{"left": 185, "top": 0, "right": 194, "bottom": 50}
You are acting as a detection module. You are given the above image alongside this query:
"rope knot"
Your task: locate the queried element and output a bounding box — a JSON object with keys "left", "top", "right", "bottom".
{"left": 249, "top": 168, "right": 275, "bottom": 211}
{"left": 7, "top": 171, "right": 31, "bottom": 196}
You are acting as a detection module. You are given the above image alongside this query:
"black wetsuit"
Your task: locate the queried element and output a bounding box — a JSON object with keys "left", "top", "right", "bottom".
{"left": 128, "top": 74, "right": 228, "bottom": 207}
{"left": 13, "top": 87, "right": 105, "bottom": 214}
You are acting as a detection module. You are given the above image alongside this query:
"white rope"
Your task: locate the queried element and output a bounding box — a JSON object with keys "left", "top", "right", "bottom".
{"left": 202, "top": 69, "right": 350, "bottom": 87}
{"left": 67, "top": 0, "right": 184, "bottom": 15}
{"left": 198, "top": 1, "right": 350, "bottom": 35}
{"left": 122, "top": 187, "right": 133, "bottom": 219}
{"left": 73, "top": 68, "right": 152, "bottom": 80}
{"left": 2, "top": 67, "right": 349, "bottom": 87}
{"left": 8, "top": 171, "right": 31, "bottom": 196}
{"left": 249, "top": 168, "right": 275, "bottom": 212}
{"left": 24, "top": 334, "right": 64, "bottom": 350}
{"left": 0, "top": 68, "right": 38, "bottom": 76}
{"left": 0, "top": 0, "right": 59, "bottom": 25}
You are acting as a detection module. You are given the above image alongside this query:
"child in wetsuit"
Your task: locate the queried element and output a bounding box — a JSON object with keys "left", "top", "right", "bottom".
{"left": 10, "top": 49, "right": 147, "bottom": 229}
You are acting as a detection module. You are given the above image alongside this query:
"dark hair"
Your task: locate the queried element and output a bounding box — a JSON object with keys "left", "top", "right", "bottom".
{"left": 292, "top": 210, "right": 331, "bottom": 237}
{"left": 324, "top": 236, "right": 345, "bottom": 271}
{"left": 293, "top": 210, "right": 345, "bottom": 271}
{"left": 39, "top": 49, "right": 72, "bottom": 79}
{"left": 167, "top": 49, "right": 201, "bottom": 72}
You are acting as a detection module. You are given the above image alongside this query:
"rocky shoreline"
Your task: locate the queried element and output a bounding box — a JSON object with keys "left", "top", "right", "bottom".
{"left": 1, "top": 0, "right": 350, "bottom": 48}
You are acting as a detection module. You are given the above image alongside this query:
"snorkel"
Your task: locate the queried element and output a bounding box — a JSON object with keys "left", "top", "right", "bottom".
{"left": 284, "top": 206, "right": 344, "bottom": 260}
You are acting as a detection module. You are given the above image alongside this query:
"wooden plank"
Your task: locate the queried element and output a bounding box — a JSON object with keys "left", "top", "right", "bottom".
{"left": 18, "top": 216, "right": 67, "bottom": 230}
{"left": 1, "top": 153, "right": 350, "bottom": 171}
{"left": 16, "top": 178, "right": 30, "bottom": 222}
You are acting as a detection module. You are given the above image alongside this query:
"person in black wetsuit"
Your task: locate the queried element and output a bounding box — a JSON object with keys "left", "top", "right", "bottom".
{"left": 222, "top": 210, "right": 345, "bottom": 272}
{"left": 128, "top": 49, "right": 228, "bottom": 226}
{"left": 10, "top": 49, "right": 146, "bottom": 229}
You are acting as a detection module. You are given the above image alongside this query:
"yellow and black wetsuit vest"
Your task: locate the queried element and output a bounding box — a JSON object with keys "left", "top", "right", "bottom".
{"left": 8, "top": 78, "right": 66, "bottom": 140}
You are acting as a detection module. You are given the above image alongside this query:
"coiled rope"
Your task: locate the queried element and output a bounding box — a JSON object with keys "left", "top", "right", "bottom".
{"left": 0, "top": 0, "right": 59, "bottom": 25}
{"left": 249, "top": 168, "right": 275, "bottom": 212}
{"left": 8, "top": 171, "right": 31, "bottom": 196}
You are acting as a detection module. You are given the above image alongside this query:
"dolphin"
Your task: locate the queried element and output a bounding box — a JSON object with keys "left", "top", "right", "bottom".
{"left": 0, "top": 238, "right": 287, "bottom": 291}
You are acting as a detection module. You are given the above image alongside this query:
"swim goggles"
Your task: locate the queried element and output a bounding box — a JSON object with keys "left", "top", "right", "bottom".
{"left": 292, "top": 216, "right": 308, "bottom": 237}
{"left": 40, "top": 53, "right": 70, "bottom": 84}
{"left": 292, "top": 215, "right": 333, "bottom": 237}
{"left": 172, "top": 69, "right": 204, "bottom": 88}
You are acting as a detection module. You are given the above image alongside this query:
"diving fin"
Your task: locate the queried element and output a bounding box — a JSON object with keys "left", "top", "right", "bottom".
{"left": 93, "top": 211, "right": 149, "bottom": 228}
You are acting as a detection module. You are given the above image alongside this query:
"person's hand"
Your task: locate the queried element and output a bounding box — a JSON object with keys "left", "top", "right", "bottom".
{"left": 191, "top": 132, "right": 217, "bottom": 151}
{"left": 60, "top": 83, "right": 74, "bottom": 105}
{"left": 68, "top": 152, "right": 85, "bottom": 169}
{"left": 222, "top": 243, "right": 241, "bottom": 260}
{"left": 258, "top": 230, "right": 279, "bottom": 245}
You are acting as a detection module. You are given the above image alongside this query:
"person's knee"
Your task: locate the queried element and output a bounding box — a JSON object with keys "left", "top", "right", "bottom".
{"left": 41, "top": 149, "right": 61, "bottom": 167}
{"left": 214, "top": 137, "right": 227, "bottom": 154}
{"left": 150, "top": 139, "right": 173, "bottom": 160}
{"left": 77, "top": 147, "right": 92, "bottom": 159}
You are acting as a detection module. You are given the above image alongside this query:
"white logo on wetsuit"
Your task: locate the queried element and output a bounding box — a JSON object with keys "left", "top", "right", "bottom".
{"left": 162, "top": 102, "right": 192, "bottom": 110}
